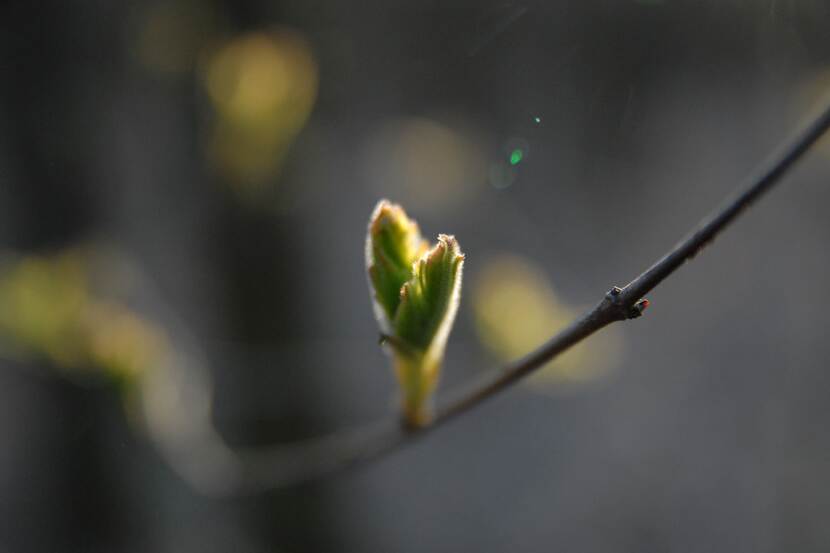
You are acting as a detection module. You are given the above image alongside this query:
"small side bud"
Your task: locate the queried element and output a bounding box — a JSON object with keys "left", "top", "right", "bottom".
{"left": 628, "top": 298, "right": 650, "bottom": 319}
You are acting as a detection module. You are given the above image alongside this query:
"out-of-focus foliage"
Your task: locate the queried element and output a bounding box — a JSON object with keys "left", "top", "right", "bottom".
{"left": 0, "top": 249, "right": 170, "bottom": 388}
{"left": 204, "top": 28, "right": 318, "bottom": 192}
{"left": 473, "top": 255, "right": 621, "bottom": 387}
{"left": 366, "top": 201, "right": 465, "bottom": 426}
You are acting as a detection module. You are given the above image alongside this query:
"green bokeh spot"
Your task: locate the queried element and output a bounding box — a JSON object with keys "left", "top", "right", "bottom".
{"left": 509, "top": 149, "right": 523, "bottom": 165}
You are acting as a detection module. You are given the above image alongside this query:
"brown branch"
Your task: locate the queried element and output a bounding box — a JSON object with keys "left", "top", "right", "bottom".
{"left": 226, "top": 100, "right": 830, "bottom": 494}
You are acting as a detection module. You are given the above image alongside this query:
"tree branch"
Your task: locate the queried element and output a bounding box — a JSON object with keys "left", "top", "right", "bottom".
{"left": 207, "top": 101, "right": 830, "bottom": 494}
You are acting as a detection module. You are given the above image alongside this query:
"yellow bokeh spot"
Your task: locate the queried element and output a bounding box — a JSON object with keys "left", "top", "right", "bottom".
{"left": 363, "top": 118, "right": 486, "bottom": 211}
{"left": 205, "top": 29, "right": 318, "bottom": 189}
{"left": 0, "top": 251, "right": 90, "bottom": 368}
{"left": 473, "top": 255, "right": 622, "bottom": 388}
{"left": 0, "top": 249, "right": 171, "bottom": 385}
{"left": 86, "top": 301, "right": 170, "bottom": 382}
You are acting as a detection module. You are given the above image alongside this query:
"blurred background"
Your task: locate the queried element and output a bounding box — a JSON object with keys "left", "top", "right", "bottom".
{"left": 2, "top": 0, "right": 830, "bottom": 551}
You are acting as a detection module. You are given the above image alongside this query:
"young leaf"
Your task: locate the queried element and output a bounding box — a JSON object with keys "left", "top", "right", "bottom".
{"left": 365, "top": 200, "right": 428, "bottom": 332}
{"left": 394, "top": 235, "right": 464, "bottom": 361}
{"left": 366, "top": 201, "right": 465, "bottom": 427}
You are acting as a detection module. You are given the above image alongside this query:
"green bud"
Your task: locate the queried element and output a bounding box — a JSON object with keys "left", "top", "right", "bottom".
{"left": 366, "top": 201, "right": 465, "bottom": 427}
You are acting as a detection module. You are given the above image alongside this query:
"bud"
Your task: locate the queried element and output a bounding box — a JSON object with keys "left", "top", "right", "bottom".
{"left": 366, "top": 201, "right": 465, "bottom": 427}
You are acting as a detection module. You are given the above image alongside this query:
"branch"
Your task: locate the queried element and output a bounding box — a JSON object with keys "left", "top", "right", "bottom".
{"left": 181, "top": 101, "right": 830, "bottom": 495}
{"left": 441, "top": 99, "right": 830, "bottom": 427}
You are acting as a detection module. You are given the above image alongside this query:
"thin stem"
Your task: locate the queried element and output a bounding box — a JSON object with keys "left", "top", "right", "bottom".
{"left": 440, "top": 100, "right": 830, "bottom": 430}
{"left": 216, "top": 100, "right": 830, "bottom": 494}
{"left": 620, "top": 103, "right": 830, "bottom": 304}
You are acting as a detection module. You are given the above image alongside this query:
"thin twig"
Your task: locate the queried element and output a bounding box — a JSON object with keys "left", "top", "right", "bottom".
{"left": 224, "top": 100, "right": 830, "bottom": 494}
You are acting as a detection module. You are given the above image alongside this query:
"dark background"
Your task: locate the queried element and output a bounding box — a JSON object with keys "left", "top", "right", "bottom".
{"left": 2, "top": 1, "right": 830, "bottom": 552}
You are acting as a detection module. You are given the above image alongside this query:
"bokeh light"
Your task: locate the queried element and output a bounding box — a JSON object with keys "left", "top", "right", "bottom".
{"left": 490, "top": 137, "right": 529, "bottom": 189}
{"left": 0, "top": 251, "right": 90, "bottom": 369}
{"left": 204, "top": 28, "right": 318, "bottom": 193}
{"left": 473, "top": 255, "right": 622, "bottom": 388}
{"left": 509, "top": 148, "right": 523, "bottom": 165}
{"left": 362, "top": 117, "right": 487, "bottom": 211}
{"left": 0, "top": 249, "right": 170, "bottom": 386}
